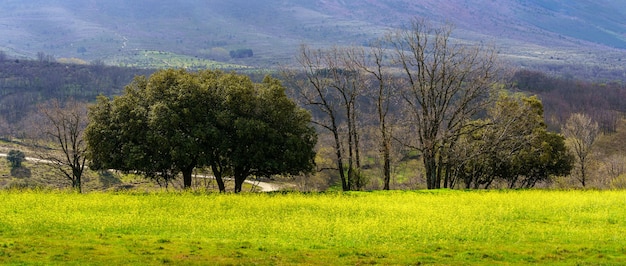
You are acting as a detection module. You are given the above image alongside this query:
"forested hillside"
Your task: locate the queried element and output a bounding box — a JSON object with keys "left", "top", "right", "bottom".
{"left": 0, "top": 58, "right": 152, "bottom": 137}
{"left": 512, "top": 70, "right": 626, "bottom": 133}
{"left": 1, "top": 0, "right": 625, "bottom": 78}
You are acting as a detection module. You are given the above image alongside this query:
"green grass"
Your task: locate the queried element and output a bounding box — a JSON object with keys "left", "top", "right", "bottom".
{"left": 106, "top": 50, "right": 251, "bottom": 70}
{"left": 0, "top": 190, "right": 625, "bottom": 265}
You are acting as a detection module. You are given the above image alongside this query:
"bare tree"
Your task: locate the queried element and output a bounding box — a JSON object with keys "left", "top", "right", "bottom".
{"left": 350, "top": 44, "right": 400, "bottom": 190}
{"left": 562, "top": 113, "right": 599, "bottom": 187}
{"left": 388, "top": 19, "right": 500, "bottom": 189}
{"left": 39, "top": 100, "right": 89, "bottom": 192}
{"left": 288, "top": 45, "right": 366, "bottom": 191}
{"left": 36, "top": 51, "right": 55, "bottom": 63}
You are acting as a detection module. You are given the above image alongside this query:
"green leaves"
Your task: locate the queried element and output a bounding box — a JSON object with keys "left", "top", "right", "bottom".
{"left": 85, "top": 69, "right": 316, "bottom": 191}
{"left": 457, "top": 92, "right": 574, "bottom": 188}
{"left": 6, "top": 150, "right": 25, "bottom": 169}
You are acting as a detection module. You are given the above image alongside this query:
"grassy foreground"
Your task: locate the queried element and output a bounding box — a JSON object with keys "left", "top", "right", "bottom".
{"left": 0, "top": 190, "right": 625, "bottom": 265}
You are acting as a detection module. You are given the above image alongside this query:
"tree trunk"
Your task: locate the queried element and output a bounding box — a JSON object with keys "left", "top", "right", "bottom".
{"left": 234, "top": 174, "right": 246, "bottom": 193}
{"left": 72, "top": 166, "right": 82, "bottom": 193}
{"left": 383, "top": 143, "right": 391, "bottom": 190}
{"left": 233, "top": 167, "right": 248, "bottom": 193}
{"left": 485, "top": 178, "right": 494, "bottom": 189}
{"left": 182, "top": 166, "right": 194, "bottom": 189}
{"left": 435, "top": 151, "right": 443, "bottom": 189}
{"left": 443, "top": 162, "right": 451, "bottom": 189}
{"left": 73, "top": 179, "right": 81, "bottom": 193}
{"left": 580, "top": 161, "right": 586, "bottom": 187}
{"left": 380, "top": 110, "right": 391, "bottom": 190}
{"left": 211, "top": 161, "right": 226, "bottom": 192}
{"left": 346, "top": 106, "right": 356, "bottom": 190}
{"left": 351, "top": 102, "right": 362, "bottom": 188}
{"left": 215, "top": 177, "right": 226, "bottom": 192}
{"left": 332, "top": 129, "right": 348, "bottom": 191}
{"left": 424, "top": 152, "right": 437, "bottom": 189}
{"left": 508, "top": 175, "right": 518, "bottom": 189}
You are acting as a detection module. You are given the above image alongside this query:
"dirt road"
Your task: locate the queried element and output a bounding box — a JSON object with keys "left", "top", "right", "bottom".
{"left": 0, "top": 153, "right": 282, "bottom": 192}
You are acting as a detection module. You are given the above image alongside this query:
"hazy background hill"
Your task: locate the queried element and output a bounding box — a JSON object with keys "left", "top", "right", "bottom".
{"left": 1, "top": 0, "right": 626, "bottom": 74}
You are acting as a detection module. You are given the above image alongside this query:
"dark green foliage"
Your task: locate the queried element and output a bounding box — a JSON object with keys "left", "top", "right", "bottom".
{"left": 6, "top": 150, "right": 25, "bottom": 169}
{"left": 225, "top": 76, "right": 317, "bottom": 192}
{"left": 512, "top": 130, "right": 573, "bottom": 188}
{"left": 85, "top": 69, "right": 316, "bottom": 192}
{"left": 455, "top": 93, "right": 574, "bottom": 189}
{"left": 229, "top": 49, "right": 253, "bottom": 59}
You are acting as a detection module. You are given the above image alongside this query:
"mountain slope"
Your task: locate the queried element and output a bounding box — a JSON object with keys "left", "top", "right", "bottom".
{"left": 1, "top": 0, "right": 625, "bottom": 69}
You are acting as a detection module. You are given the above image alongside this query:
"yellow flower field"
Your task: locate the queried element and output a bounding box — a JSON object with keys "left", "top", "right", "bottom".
{"left": 0, "top": 190, "right": 624, "bottom": 265}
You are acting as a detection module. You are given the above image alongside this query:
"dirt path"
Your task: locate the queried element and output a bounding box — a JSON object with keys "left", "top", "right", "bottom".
{"left": 0, "top": 153, "right": 282, "bottom": 192}
{"left": 0, "top": 153, "right": 51, "bottom": 164}
{"left": 244, "top": 179, "right": 282, "bottom": 192}
{"left": 196, "top": 175, "right": 282, "bottom": 192}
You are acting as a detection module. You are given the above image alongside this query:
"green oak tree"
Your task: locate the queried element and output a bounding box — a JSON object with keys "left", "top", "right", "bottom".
{"left": 85, "top": 69, "right": 316, "bottom": 192}
{"left": 222, "top": 75, "right": 317, "bottom": 192}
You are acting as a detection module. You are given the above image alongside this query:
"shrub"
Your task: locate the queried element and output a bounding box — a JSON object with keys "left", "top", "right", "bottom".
{"left": 6, "top": 150, "right": 25, "bottom": 168}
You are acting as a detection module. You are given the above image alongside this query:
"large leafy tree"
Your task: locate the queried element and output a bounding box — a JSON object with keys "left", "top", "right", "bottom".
{"left": 86, "top": 69, "right": 316, "bottom": 192}
{"left": 86, "top": 70, "right": 204, "bottom": 188}
{"left": 223, "top": 75, "right": 317, "bottom": 192}
{"left": 455, "top": 93, "right": 573, "bottom": 189}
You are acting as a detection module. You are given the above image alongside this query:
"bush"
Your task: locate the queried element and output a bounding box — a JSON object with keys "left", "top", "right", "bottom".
{"left": 7, "top": 150, "right": 25, "bottom": 168}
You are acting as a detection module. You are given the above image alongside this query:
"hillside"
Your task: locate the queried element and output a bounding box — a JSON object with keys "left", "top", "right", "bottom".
{"left": 1, "top": 0, "right": 625, "bottom": 73}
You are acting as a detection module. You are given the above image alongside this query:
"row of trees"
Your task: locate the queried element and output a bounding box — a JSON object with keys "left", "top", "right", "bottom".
{"left": 85, "top": 69, "right": 316, "bottom": 192}
{"left": 285, "top": 19, "right": 574, "bottom": 190}
{"left": 3, "top": 19, "right": 593, "bottom": 192}
{"left": 35, "top": 92, "right": 591, "bottom": 192}
{"left": 24, "top": 71, "right": 597, "bottom": 192}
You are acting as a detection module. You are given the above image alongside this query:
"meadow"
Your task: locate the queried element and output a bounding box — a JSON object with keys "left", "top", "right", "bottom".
{"left": 106, "top": 50, "right": 250, "bottom": 71}
{"left": 0, "top": 190, "right": 625, "bottom": 265}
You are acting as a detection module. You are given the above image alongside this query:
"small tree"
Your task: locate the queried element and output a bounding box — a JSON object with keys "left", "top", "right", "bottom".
{"left": 455, "top": 93, "right": 545, "bottom": 189}
{"left": 562, "top": 113, "right": 599, "bottom": 187}
{"left": 39, "top": 100, "right": 89, "bottom": 192}
{"left": 7, "top": 150, "right": 25, "bottom": 168}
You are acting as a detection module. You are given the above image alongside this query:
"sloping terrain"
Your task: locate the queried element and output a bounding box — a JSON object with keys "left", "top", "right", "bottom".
{"left": 0, "top": 0, "right": 625, "bottom": 69}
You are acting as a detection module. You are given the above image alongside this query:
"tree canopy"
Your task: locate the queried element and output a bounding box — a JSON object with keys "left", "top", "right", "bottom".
{"left": 454, "top": 93, "right": 573, "bottom": 189}
{"left": 85, "top": 69, "right": 316, "bottom": 192}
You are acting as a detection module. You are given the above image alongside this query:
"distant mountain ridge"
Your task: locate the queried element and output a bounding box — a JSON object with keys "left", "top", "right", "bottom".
{"left": 1, "top": 0, "right": 625, "bottom": 69}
